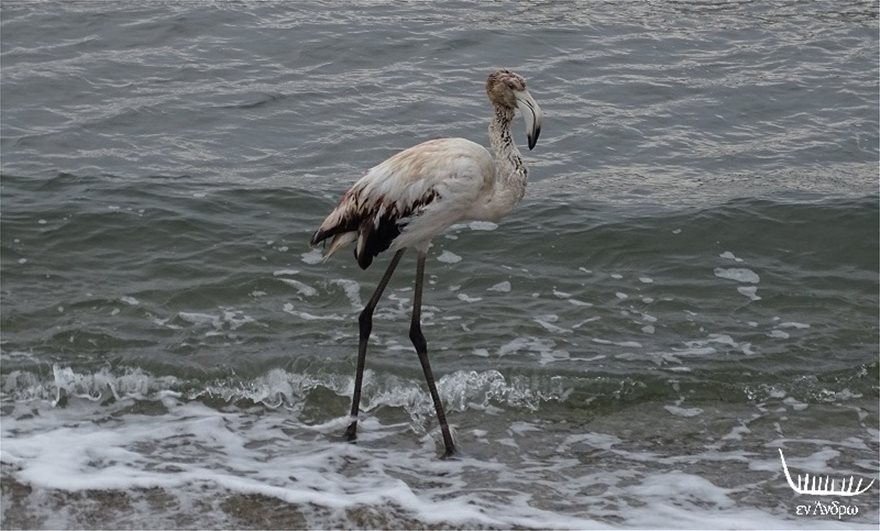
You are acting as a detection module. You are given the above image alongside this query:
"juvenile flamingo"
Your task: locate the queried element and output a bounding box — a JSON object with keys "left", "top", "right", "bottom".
{"left": 310, "top": 69, "right": 543, "bottom": 457}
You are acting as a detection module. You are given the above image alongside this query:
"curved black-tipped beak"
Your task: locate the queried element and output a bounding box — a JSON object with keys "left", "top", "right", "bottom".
{"left": 528, "top": 123, "right": 541, "bottom": 150}
{"left": 515, "top": 89, "right": 543, "bottom": 151}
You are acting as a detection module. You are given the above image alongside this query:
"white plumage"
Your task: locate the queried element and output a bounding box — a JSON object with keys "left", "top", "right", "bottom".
{"left": 309, "top": 69, "right": 543, "bottom": 457}
{"left": 313, "top": 138, "right": 494, "bottom": 265}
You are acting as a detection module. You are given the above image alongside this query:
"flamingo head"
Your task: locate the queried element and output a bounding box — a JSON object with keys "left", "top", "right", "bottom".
{"left": 486, "top": 69, "right": 543, "bottom": 150}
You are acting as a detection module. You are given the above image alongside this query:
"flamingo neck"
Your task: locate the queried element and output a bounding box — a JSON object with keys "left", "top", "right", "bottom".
{"left": 484, "top": 105, "right": 527, "bottom": 218}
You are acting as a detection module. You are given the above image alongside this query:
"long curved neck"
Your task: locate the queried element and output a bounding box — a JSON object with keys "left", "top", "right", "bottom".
{"left": 484, "top": 105, "right": 527, "bottom": 217}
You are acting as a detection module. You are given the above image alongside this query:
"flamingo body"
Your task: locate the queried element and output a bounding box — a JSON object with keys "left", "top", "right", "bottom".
{"left": 311, "top": 138, "right": 494, "bottom": 269}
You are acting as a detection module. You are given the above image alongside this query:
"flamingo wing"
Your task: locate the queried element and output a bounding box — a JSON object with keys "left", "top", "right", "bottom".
{"left": 311, "top": 138, "right": 493, "bottom": 269}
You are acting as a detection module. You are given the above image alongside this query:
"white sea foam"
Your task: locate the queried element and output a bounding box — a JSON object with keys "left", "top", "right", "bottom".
{"left": 639, "top": 312, "right": 658, "bottom": 323}
{"left": 664, "top": 405, "right": 704, "bottom": 417}
{"left": 467, "top": 221, "right": 498, "bottom": 231}
{"left": 648, "top": 333, "right": 749, "bottom": 364}
{"left": 592, "top": 337, "right": 642, "bottom": 348}
{"left": 738, "top": 286, "right": 762, "bottom": 300}
{"left": 720, "top": 251, "right": 745, "bottom": 262}
{"left": 615, "top": 340, "right": 642, "bottom": 348}
{"left": 572, "top": 316, "right": 600, "bottom": 329}
{"left": 300, "top": 249, "right": 323, "bottom": 264}
{"left": 273, "top": 268, "right": 300, "bottom": 276}
{"left": 714, "top": 267, "right": 760, "bottom": 284}
{"left": 330, "top": 278, "right": 362, "bottom": 309}
{"left": 497, "top": 336, "right": 570, "bottom": 367}
{"left": 702, "top": 334, "right": 737, "bottom": 347}
{"left": 221, "top": 308, "right": 257, "bottom": 330}
{"left": 533, "top": 314, "right": 570, "bottom": 334}
{"left": 1, "top": 366, "right": 874, "bottom": 530}
{"left": 437, "top": 250, "right": 462, "bottom": 264}
{"left": 783, "top": 396, "right": 809, "bottom": 411}
{"left": 552, "top": 288, "right": 572, "bottom": 298}
{"left": 487, "top": 281, "right": 511, "bottom": 293}
{"left": 778, "top": 321, "right": 810, "bottom": 329}
{"left": 278, "top": 278, "right": 319, "bottom": 296}
{"left": 177, "top": 311, "right": 218, "bottom": 326}
{"left": 282, "top": 303, "right": 344, "bottom": 321}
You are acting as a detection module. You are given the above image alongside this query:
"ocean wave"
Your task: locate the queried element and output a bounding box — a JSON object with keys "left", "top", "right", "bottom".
{"left": 2, "top": 360, "right": 875, "bottom": 419}
{"left": 0, "top": 364, "right": 573, "bottom": 415}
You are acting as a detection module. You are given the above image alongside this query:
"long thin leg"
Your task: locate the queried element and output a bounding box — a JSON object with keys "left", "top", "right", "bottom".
{"left": 410, "top": 250, "right": 456, "bottom": 458}
{"left": 344, "top": 249, "right": 405, "bottom": 441}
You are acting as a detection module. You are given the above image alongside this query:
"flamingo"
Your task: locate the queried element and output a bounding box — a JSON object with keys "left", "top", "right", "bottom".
{"left": 309, "top": 69, "right": 543, "bottom": 457}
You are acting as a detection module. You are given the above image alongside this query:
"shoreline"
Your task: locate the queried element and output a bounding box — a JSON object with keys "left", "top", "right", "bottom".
{"left": 0, "top": 471, "right": 503, "bottom": 530}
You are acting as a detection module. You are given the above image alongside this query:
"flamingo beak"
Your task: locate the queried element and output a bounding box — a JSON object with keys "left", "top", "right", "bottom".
{"left": 515, "top": 90, "right": 543, "bottom": 150}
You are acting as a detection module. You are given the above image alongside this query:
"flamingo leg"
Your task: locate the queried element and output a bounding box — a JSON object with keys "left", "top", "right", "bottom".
{"left": 344, "top": 248, "right": 405, "bottom": 442}
{"left": 410, "top": 250, "right": 456, "bottom": 458}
